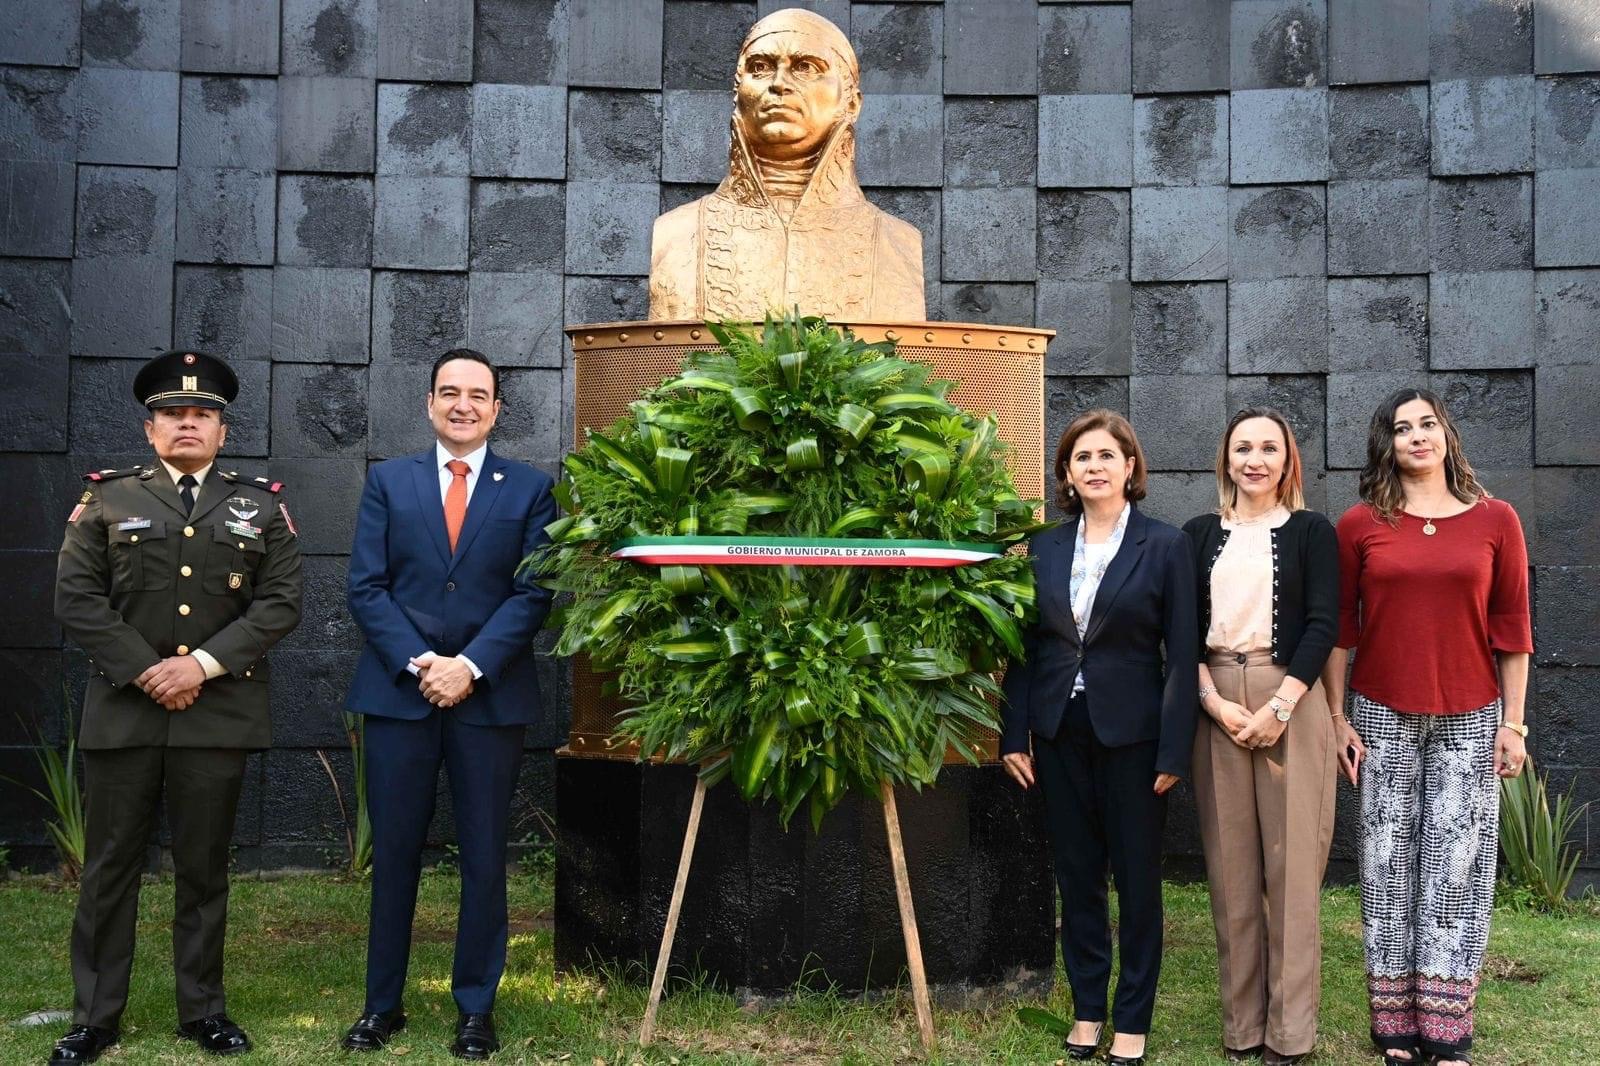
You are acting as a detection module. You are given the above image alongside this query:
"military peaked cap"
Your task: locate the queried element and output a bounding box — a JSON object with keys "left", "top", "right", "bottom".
{"left": 132, "top": 349, "right": 239, "bottom": 410}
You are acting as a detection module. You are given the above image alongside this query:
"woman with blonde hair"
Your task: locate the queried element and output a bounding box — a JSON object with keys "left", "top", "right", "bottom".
{"left": 1324, "top": 388, "right": 1531, "bottom": 1066}
{"left": 1182, "top": 408, "right": 1340, "bottom": 1065}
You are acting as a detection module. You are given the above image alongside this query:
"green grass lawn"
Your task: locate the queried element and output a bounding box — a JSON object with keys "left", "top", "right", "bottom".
{"left": 1, "top": 867, "right": 1595, "bottom": 1065}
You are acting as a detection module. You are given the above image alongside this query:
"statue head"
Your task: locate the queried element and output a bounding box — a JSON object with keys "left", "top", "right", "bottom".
{"left": 733, "top": 8, "right": 861, "bottom": 163}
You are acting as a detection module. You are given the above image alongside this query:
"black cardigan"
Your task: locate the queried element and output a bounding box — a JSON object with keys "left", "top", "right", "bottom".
{"left": 1181, "top": 509, "right": 1340, "bottom": 686}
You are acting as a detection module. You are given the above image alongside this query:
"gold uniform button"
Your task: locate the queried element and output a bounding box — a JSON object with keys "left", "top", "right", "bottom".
{"left": 183, "top": 525, "right": 195, "bottom": 537}
{"left": 245, "top": 670, "right": 252, "bottom": 678}
{"left": 180, "top": 565, "right": 193, "bottom": 577}
{"left": 177, "top": 645, "right": 190, "bottom": 655}
{"left": 130, "top": 534, "right": 139, "bottom": 543}
{"left": 178, "top": 604, "right": 191, "bottom": 616}
{"left": 237, "top": 542, "right": 245, "bottom": 549}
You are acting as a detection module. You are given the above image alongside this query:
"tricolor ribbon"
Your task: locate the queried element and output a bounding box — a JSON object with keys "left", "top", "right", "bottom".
{"left": 610, "top": 536, "right": 1003, "bottom": 568}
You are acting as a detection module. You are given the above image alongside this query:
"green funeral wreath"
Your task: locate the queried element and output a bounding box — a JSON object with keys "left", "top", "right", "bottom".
{"left": 535, "top": 315, "right": 1051, "bottom": 831}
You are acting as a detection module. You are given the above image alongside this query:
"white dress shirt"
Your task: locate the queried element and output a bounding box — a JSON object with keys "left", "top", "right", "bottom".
{"left": 161, "top": 460, "right": 229, "bottom": 681}
{"left": 407, "top": 440, "right": 491, "bottom": 682}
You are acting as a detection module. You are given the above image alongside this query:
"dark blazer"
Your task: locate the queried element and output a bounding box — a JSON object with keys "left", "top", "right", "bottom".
{"left": 1000, "top": 506, "right": 1200, "bottom": 779}
{"left": 345, "top": 447, "right": 556, "bottom": 727}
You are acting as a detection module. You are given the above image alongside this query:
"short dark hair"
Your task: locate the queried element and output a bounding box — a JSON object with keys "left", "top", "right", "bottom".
{"left": 431, "top": 347, "right": 500, "bottom": 398}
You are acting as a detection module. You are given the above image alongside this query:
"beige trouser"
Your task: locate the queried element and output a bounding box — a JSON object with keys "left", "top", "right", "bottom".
{"left": 1193, "top": 651, "right": 1337, "bottom": 1056}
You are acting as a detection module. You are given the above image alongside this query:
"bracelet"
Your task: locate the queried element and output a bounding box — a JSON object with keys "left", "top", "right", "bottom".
{"left": 1499, "top": 721, "right": 1529, "bottom": 738}
{"left": 1198, "top": 684, "right": 1217, "bottom": 701}
{"left": 1330, "top": 711, "right": 1346, "bottom": 721}
{"left": 1273, "top": 692, "right": 1300, "bottom": 707}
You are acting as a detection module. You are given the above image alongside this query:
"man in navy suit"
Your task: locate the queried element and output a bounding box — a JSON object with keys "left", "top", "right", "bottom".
{"left": 340, "top": 349, "right": 556, "bottom": 1060}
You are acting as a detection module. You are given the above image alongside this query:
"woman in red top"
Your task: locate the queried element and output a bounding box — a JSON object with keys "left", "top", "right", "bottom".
{"left": 1321, "top": 389, "right": 1532, "bottom": 1066}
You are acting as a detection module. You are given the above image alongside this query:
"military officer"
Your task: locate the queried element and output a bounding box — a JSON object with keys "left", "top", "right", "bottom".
{"left": 48, "top": 350, "right": 302, "bottom": 1065}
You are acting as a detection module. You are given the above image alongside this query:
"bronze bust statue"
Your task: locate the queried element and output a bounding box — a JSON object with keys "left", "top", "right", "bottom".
{"left": 648, "top": 8, "right": 926, "bottom": 322}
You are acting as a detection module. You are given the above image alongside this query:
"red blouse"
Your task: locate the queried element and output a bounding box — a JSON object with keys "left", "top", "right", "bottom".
{"left": 1335, "top": 498, "right": 1533, "bottom": 714}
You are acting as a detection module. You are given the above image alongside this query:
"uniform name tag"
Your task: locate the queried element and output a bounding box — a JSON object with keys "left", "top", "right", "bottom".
{"left": 226, "top": 520, "right": 262, "bottom": 540}
{"left": 115, "top": 518, "right": 152, "bottom": 531}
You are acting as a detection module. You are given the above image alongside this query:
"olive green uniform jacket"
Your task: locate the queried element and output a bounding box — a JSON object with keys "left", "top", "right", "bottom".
{"left": 56, "top": 465, "right": 303, "bottom": 750}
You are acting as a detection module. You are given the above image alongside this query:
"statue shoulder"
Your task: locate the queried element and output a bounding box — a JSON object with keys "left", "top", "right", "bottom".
{"left": 875, "top": 210, "right": 923, "bottom": 251}
{"left": 654, "top": 198, "right": 705, "bottom": 242}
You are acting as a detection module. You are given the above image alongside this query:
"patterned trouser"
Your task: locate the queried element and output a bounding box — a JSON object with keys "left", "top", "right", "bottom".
{"left": 1353, "top": 695, "right": 1501, "bottom": 1058}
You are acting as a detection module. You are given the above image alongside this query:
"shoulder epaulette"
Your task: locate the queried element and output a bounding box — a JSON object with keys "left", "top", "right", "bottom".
{"left": 249, "top": 475, "right": 285, "bottom": 493}
{"left": 82, "top": 466, "right": 144, "bottom": 483}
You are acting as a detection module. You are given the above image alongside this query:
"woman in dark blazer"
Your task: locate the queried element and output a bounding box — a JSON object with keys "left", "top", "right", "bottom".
{"left": 1002, "top": 409, "right": 1199, "bottom": 1066}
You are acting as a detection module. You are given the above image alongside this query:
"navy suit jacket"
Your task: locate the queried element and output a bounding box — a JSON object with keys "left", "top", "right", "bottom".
{"left": 345, "top": 447, "right": 557, "bottom": 727}
{"left": 1000, "top": 506, "right": 1199, "bottom": 779}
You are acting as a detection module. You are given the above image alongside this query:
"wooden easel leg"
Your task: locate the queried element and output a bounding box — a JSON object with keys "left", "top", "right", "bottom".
{"left": 879, "top": 779, "right": 936, "bottom": 1056}
{"left": 639, "top": 774, "right": 708, "bottom": 1047}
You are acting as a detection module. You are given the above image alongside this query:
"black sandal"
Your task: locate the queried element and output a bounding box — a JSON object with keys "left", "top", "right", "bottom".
{"left": 1063, "top": 1021, "right": 1102, "bottom": 1060}
{"left": 1381, "top": 1049, "right": 1422, "bottom": 1066}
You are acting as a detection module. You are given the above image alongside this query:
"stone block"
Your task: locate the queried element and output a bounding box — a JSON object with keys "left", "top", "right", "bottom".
{"left": 1228, "top": 185, "right": 1325, "bottom": 279}
{"left": 268, "top": 649, "right": 361, "bottom": 746}
{"left": 1432, "top": 76, "right": 1536, "bottom": 175}
{"left": 277, "top": 76, "right": 376, "bottom": 172}
{"left": 75, "top": 165, "right": 175, "bottom": 262}
{"left": 757, "top": 0, "right": 847, "bottom": 25}
{"left": 1536, "top": 365, "right": 1600, "bottom": 465}
{"left": 1535, "top": 567, "right": 1600, "bottom": 666}
{"left": 853, "top": 94, "right": 942, "bottom": 187}
{"left": 1532, "top": 667, "right": 1600, "bottom": 764}
{"left": 1, "top": 67, "right": 77, "bottom": 161}
{"left": 661, "top": 90, "right": 733, "bottom": 185}
{"left": 270, "top": 267, "right": 370, "bottom": 364}
{"left": 1432, "top": 176, "right": 1533, "bottom": 272}
{"left": 82, "top": 0, "right": 181, "bottom": 70}
{"left": 180, "top": 76, "right": 278, "bottom": 169}
{"left": 0, "top": 258, "right": 71, "bottom": 353}
{"left": 1428, "top": 370, "right": 1534, "bottom": 466}
{"left": 1046, "top": 377, "right": 1129, "bottom": 467}
{"left": 376, "top": 0, "right": 472, "bottom": 81}
{"left": 217, "top": 358, "right": 269, "bottom": 454}
{"left": 1038, "top": 94, "right": 1131, "bottom": 188}
{"left": 1133, "top": 94, "right": 1229, "bottom": 186}
{"left": 1534, "top": 169, "right": 1600, "bottom": 268}
{"left": 569, "top": 0, "right": 664, "bottom": 89}
{"left": 475, "top": 0, "right": 566, "bottom": 85}
{"left": 564, "top": 181, "right": 657, "bottom": 277}
{"left": 943, "top": 283, "right": 1035, "bottom": 327}
{"left": 0, "top": 362, "right": 68, "bottom": 452}
{"left": 1231, "top": 0, "right": 1327, "bottom": 89}
{"left": 76, "top": 67, "right": 180, "bottom": 167}
{"left": 940, "top": 98, "right": 1033, "bottom": 189}
{"left": 1327, "top": 178, "right": 1430, "bottom": 276}
{"left": 471, "top": 83, "right": 566, "bottom": 180}
{"left": 855, "top": 3, "right": 942, "bottom": 95}
{"left": 1429, "top": 271, "right": 1534, "bottom": 370}
{"left": 174, "top": 265, "right": 273, "bottom": 361}
{"left": 1230, "top": 88, "right": 1329, "bottom": 184}
{"left": 1038, "top": 190, "right": 1128, "bottom": 282}
{"left": 1532, "top": 468, "right": 1600, "bottom": 567}
{"left": 276, "top": 175, "right": 372, "bottom": 268}
{"left": 1324, "top": 371, "right": 1420, "bottom": 467}
{"left": 662, "top": 2, "right": 752, "bottom": 90}
{"left": 1130, "top": 186, "right": 1227, "bottom": 282}
{"left": 181, "top": 0, "right": 280, "bottom": 74}
{"left": 488, "top": 368, "right": 563, "bottom": 465}
{"left": 1430, "top": 0, "right": 1533, "bottom": 79}
{"left": 565, "top": 275, "right": 648, "bottom": 325}
{"left": 68, "top": 358, "right": 149, "bottom": 453}
{"left": 270, "top": 363, "right": 369, "bottom": 458}
{"left": 1036, "top": 281, "right": 1130, "bottom": 375}
{"left": 468, "top": 271, "right": 564, "bottom": 368}
{"left": 1326, "top": 0, "right": 1428, "bottom": 84}
{"left": 941, "top": 187, "right": 1036, "bottom": 283}
{"left": 1327, "top": 275, "right": 1429, "bottom": 372}
{"left": 1537, "top": 76, "right": 1600, "bottom": 169}
{"left": 470, "top": 180, "right": 564, "bottom": 273}
{"left": 370, "top": 270, "right": 466, "bottom": 363}
{"left": 1229, "top": 277, "right": 1328, "bottom": 374}
{"left": 944, "top": 0, "right": 1036, "bottom": 95}
{"left": 0, "top": 161, "right": 75, "bottom": 257}
{"left": 1131, "top": 282, "right": 1227, "bottom": 374}
{"left": 1141, "top": 472, "right": 1221, "bottom": 528}
{"left": 568, "top": 90, "right": 662, "bottom": 182}
{"left": 282, "top": 0, "right": 376, "bottom": 77}
{"left": 1226, "top": 373, "right": 1327, "bottom": 476}
{"left": 176, "top": 168, "right": 275, "bottom": 265}
{"left": 1132, "top": 0, "right": 1229, "bottom": 93}
{"left": 0, "top": 551, "right": 59, "bottom": 647}
{"left": 282, "top": 555, "right": 360, "bottom": 649}
{"left": 865, "top": 186, "right": 940, "bottom": 309}
{"left": 0, "top": 645, "right": 67, "bottom": 746}
{"left": 373, "top": 175, "right": 470, "bottom": 271}
{"left": 1038, "top": 4, "right": 1129, "bottom": 94}
{"left": 1129, "top": 374, "right": 1229, "bottom": 470}
{"left": 1536, "top": 268, "right": 1600, "bottom": 365}
{"left": 71, "top": 257, "right": 173, "bottom": 357}
{"left": 377, "top": 83, "right": 471, "bottom": 176}
{"left": 1536, "top": 0, "right": 1600, "bottom": 74}
{"left": 367, "top": 362, "right": 433, "bottom": 457}
{"left": 0, "top": 0, "right": 78, "bottom": 65}
{"left": 1328, "top": 84, "right": 1430, "bottom": 178}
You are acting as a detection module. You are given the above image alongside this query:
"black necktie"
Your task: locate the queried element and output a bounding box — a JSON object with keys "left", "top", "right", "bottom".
{"left": 179, "top": 473, "right": 197, "bottom": 515}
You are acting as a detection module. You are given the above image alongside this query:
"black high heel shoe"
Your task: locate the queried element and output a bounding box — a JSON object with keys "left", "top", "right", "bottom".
{"left": 1108, "top": 1037, "right": 1148, "bottom": 1065}
{"left": 1063, "top": 1021, "right": 1102, "bottom": 1061}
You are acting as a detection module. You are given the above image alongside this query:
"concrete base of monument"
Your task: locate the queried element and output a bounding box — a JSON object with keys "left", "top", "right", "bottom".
{"left": 553, "top": 757, "right": 1056, "bottom": 997}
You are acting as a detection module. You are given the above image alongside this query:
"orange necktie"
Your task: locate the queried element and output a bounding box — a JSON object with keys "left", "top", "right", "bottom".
{"left": 444, "top": 459, "right": 470, "bottom": 552}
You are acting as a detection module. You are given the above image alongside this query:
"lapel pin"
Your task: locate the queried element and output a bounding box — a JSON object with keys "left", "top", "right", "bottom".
{"left": 492, "top": 471, "right": 504, "bottom": 481}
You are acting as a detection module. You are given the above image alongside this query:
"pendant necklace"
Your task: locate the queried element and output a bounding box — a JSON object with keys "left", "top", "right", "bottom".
{"left": 1422, "top": 515, "right": 1437, "bottom": 536}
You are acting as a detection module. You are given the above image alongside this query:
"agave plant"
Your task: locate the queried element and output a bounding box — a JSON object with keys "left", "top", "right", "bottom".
{"left": 536, "top": 314, "right": 1048, "bottom": 831}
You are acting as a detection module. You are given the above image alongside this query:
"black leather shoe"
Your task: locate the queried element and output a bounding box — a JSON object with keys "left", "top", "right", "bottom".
{"left": 1108, "top": 1045, "right": 1148, "bottom": 1066}
{"left": 451, "top": 1013, "right": 499, "bottom": 1060}
{"left": 176, "top": 1014, "right": 251, "bottom": 1056}
{"left": 341, "top": 1010, "right": 407, "bottom": 1052}
{"left": 1225, "top": 1046, "right": 1264, "bottom": 1062}
{"left": 1264, "top": 1050, "right": 1308, "bottom": 1065}
{"left": 1063, "top": 1021, "right": 1102, "bottom": 1060}
{"left": 49, "top": 1025, "right": 119, "bottom": 1065}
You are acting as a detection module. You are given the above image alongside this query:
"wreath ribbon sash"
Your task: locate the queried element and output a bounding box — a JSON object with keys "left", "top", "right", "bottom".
{"left": 611, "top": 536, "right": 1003, "bottom": 568}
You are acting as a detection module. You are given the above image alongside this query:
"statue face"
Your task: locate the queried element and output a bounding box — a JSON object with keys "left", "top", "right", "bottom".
{"left": 735, "top": 29, "right": 858, "bottom": 161}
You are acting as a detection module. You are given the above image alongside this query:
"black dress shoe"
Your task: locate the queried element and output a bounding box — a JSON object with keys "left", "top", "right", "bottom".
{"left": 341, "top": 1010, "right": 407, "bottom": 1052}
{"left": 451, "top": 1013, "right": 500, "bottom": 1060}
{"left": 1225, "top": 1046, "right": 1265, "bottom": 1062}
{"left": 176, "top": 1014, "right": 252, "bottom": 1056}
{"left": 49, "top": 1025, "right": 119, "bottom": 1065}
{"left": 1264, "top": 1049, "right": 1308, "bottom": 1065}
{"left": 1063, "top": 1021, "right": 1102, "bottom": 1060}
{"left": 1108, "top": 1048, "right": 1147, "bottom": 1065}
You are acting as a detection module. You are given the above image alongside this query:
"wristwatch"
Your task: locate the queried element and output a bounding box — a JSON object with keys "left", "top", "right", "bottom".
{"left": 1269, "top": 695, "right": 1294, "bottom": 722}
{"left": 1500, "top": 721, "right": 1529, "bottom": 738}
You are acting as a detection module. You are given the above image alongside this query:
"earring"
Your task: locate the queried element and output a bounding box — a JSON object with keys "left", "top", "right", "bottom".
{"left": 1066, "top": 484, "right": 1076, "bottom": 497}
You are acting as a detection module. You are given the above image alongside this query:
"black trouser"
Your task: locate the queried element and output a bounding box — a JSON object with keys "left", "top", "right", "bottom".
{"left": 1033, "top": 693, "right": 1168, "bottom": 1034}
{"left": 72, "top": 746, "right": 247, "bottom": 1029}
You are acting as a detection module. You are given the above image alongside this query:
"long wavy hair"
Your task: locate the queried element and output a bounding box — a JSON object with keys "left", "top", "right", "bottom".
{"left": 1213, "top": 407, "right": 1306, "bottom": 518}
{"left": 1053, "top": 409, "right": 1148, "bottom": 515}
{"left": 1358, "top": 387, "right": 1489, "bottom": 525}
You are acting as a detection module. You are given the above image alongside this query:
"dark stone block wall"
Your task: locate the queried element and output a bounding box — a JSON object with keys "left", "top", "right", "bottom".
{"left": 2, "top": 0, "right": 1597, "bottom": 880}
